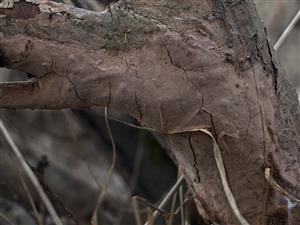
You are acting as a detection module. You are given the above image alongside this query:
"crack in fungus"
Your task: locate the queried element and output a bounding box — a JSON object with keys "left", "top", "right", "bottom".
{"left": 188, "top": 132, "right": 201, "bottom": 183}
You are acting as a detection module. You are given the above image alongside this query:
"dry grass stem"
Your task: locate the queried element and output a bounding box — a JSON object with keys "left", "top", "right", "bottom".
{"left": 144, "top": 175, "right": 185, "bottom": 225}
{"left": 166, "top": 189, "right": 178, "bottom": 225}
{"left": 91, "top": 107, "right": 117, "bottom": 225}
{"left": 274, "top": 9, "right": 300, "bottom": 51}
{"left": 0, "top": 212, "right": 15, "bottom": 225}
{"left": 265, "top": 168, "right": 300, "bottom": 202}
{"left": 199, "top": 129, "right": 250, "bottom": 225}
{"left": 132, "top": 197, "right": 142, "bottom": 225}
{"left": 179, "top": 185, "right": 185, "bottom": 225}
{"left": 19, "top": 174, "right": 44, "bottom": 225}
{"left": 0, "top": 121, "right": 63, "bottom": 225}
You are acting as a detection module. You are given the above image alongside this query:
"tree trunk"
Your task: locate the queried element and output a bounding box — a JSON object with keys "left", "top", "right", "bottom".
{"left": 0, "top": 0, "right": 299, "bottom": 224}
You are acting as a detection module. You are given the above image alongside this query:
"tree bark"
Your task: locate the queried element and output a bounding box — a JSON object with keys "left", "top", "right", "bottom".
{"left": 1, "top": 0, "right": 300, "bottom": 224}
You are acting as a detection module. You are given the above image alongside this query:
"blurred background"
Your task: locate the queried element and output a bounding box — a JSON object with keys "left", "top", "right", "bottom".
{"left": 0, "top": 0, "right": 299, "bottom": 225}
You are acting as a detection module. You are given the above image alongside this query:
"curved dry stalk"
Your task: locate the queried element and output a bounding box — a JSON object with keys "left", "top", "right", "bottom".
{"left": 265, "top": 168, "right": 300, "bottom": 203}
{"left": 199, "top": 129, "right": 250, "bottom": 225}
{"left": 91, "top": 107, "right": 117, "bottom": 225}
{"left": 0, "top": 121, "right": 63, "bottom": 225}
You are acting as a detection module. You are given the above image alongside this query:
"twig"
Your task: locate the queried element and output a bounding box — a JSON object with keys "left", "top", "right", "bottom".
{"left": 89, "top": 108, "right": 158, "bottom": 133}
{"left": 144, "top": 175, "right": 185, "bottom": 225}
{"left": 133, "top": 195, "right": 189, "bottom": 217}
{"left": 146, "top": 207, "right": 153, "bottom": 225}
{"left": 166, "top": 171, "right": 183, "bottom": 225}
{"left": 7, "top": 148, "right": 43, "bottom": 225}
{"left": 274, "top": 9, "right": 300, "bottom": 51}
{"left": 18, "top": 174, "right": 44, "bottom": 225}
{"left": 91, "top": 107, "right": 117, "bottom": 225}
{"left": 133, "top": 196, "right": 170, "bottom": 215}
{"left": 0, "top": 212, "right": 15, "bottom": 225}
{"left": 33, "top": 170, "right": 84, "bottom": 225}
{"left": 166, "top": 188, "right": 178, "bottom": 225}
{"left": 0, "top": 121, "right": 63, "bottom": 225}
{"left": 179, "top": 185, "right": 185, "bottom": 225}
{"left": 132, "top": 197, "right": 142, "bottom": 225}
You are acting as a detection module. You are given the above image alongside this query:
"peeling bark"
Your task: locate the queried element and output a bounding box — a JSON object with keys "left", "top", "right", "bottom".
{"left": 1, "top": 0, "right": 300, "bottom": 224}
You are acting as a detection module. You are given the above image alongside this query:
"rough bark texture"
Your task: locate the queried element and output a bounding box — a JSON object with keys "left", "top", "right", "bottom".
{"left": 0, "top": 0, "right": 300, "bottom": 224}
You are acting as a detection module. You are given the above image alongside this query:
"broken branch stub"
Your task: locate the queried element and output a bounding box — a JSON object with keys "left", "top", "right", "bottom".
{"left": 1, "top": 0, "right": 300, "bottom": 224}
